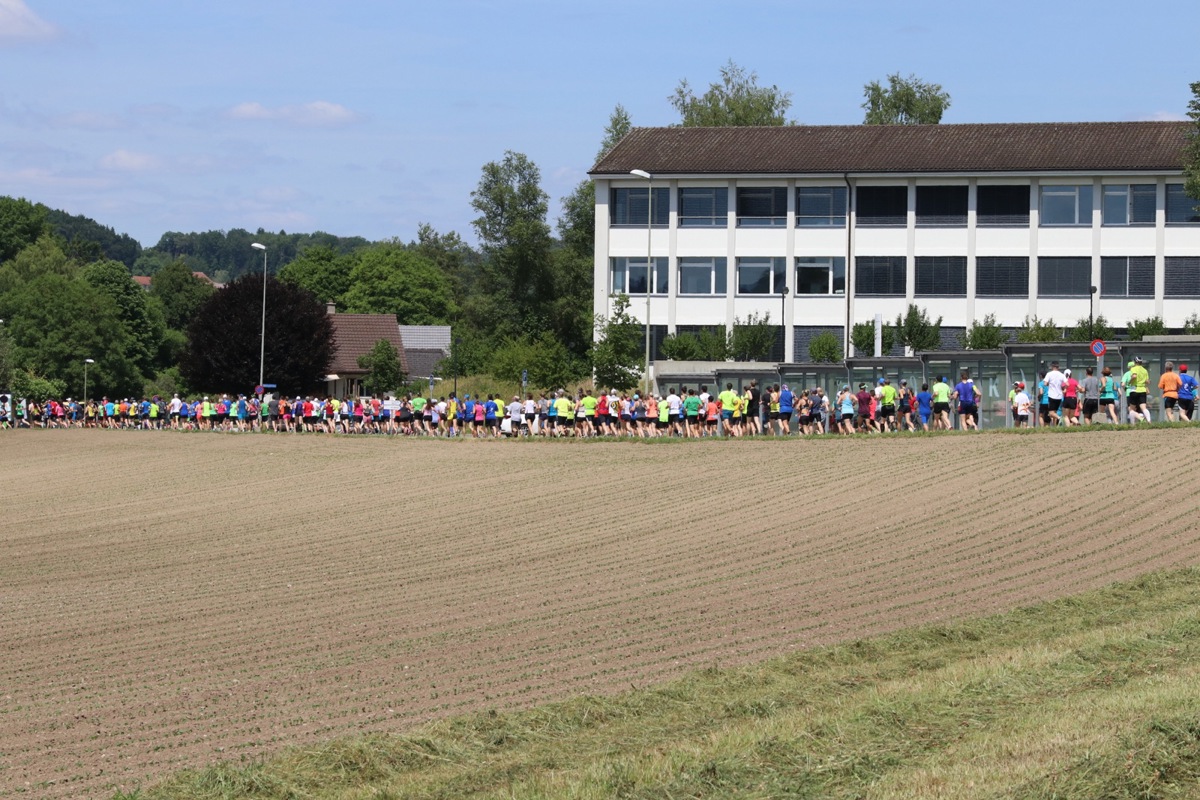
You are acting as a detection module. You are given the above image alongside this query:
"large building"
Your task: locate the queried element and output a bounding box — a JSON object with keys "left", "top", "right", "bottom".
{"left": 589, "top": 122, "right": 1199, "bottom": 363}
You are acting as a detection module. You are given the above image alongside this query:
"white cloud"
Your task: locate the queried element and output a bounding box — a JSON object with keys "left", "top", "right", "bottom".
{"left": 100, "top": 149, "right": 162, "bottom": 172}
{"left": 0, "top": 0, "right": 58, "bottom": 43}
{"left": 1142, "top": 111, "right": 1188, "bottom": 122}
{"left": 225, "top": 100, "right": 360, "bottom": 127}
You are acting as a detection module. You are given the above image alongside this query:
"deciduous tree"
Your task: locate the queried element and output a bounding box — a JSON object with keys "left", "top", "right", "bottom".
{"left": 339, "top": 244, "right": 454, "bottom": 325}
{"left": 181, "top": 275, "right": 333, "bottom": 395}
{"left": 592, "top": 295, "right": 643, "bottom": 391}
{"left": 277, "top": 246, "right": 353, "bottom": 305}
{"left": 357, "top": 338, "right": 405, "bottom": 396}
{"left": 471, "top": 151, "right": 555, "bottom": 338}
{"left": 150, "top": 259, "right": 215, "bottom": 330}
{"left": 1185, "top": 81, "right": 1200, "bottom": 207}
{"left": 0, "top": 197, "right": 50, "bottom": 264}
{"left": 961, "top": 314, "right": 1007, "bottom": 350}
{"left": 670, "top": 61, "right": 793, "bottom": 127}
{"left": 894, "top": 304, "right": 943, "bottom": 351}
{"left": 862, "top": 73, "right": 951, "bottom": 125}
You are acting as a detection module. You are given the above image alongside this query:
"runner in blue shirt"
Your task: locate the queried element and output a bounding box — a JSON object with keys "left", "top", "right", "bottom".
{"left": 1179, "top": 364, "right": 1198, "bottom": 422}
{"left": 916, "top": 383, "right": 934, "bottom": 432}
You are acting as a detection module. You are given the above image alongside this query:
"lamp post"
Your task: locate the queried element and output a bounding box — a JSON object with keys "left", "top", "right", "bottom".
{"left": 630, "top": 169, "right": 653, "bottom": 395}
{"left": 779, "top": 285, "right": 789, "bottom": 361}
{"left": 1089, "top": 284, "right": 1098, "bottom": 340}
{"left": 251, "top": 243, "right": 267, "bottom": 393}
{"left": 453, "top": 336, "right": 461, "bottom": 398}
{"left": 83, "top": 358, "right": 95, "bottom": 404}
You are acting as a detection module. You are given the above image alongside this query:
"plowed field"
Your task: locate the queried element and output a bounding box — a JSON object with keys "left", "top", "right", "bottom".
{"left": 3, "top": 429, "right": 1199, "bottom": 798}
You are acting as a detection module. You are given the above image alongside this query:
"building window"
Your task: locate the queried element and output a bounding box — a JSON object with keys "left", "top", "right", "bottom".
{"left": 856, "top": 186, "right": 907, "bottom": 226}
{"left": 611, "top": 187, "right": 669, "bottom": 227}
{"left": 678, "top": 257, "right": 727, "bottom": 295}
{"left": 736, "top": 187, "right": 787, "bottom": 227}
{"left": 796, "top": 186, "right": 847, "bottom": 227}
{"left": 855, "top": 256, "right": 906, "bottom": 296}
{"left": 1038, "top": 257, "right": 1091, "bottom": 297}
{"left": 1166, "top": 185, "right": 1200, "bottom": 224}
{"left": 736, "top": 257, "right": 786, "bottom": 294}
{"left": 1100, "top": 256, "right": 1155, "bottom": 298}
{"left": 1102, "top": 185, "right": 1156, "bottom": 226}
{"left": 795, "top": 257, "right": 845, "bottom": 295}
{"left": 977, "top": 185, "right": 1030, "bottom": 226}
{"left": 1165, "top": 257, "right": 1200, "bottom": 296}
{"left": 915, "top": 186, "right": 968, "bottom": 226}
{"left": 611, "top": 257, "right": 668, "bottom": 295}
{"left": 1040, "top": 185, "right": 1093, "bottom": 226}
{"left": 976, "top": 257, "right": 1029, "bottom": 297}
{"left": 915, "top": 256, "right": 967, "bottom": 296}
{"left": 678, "top": 188, "right": 728, "bottom": 227}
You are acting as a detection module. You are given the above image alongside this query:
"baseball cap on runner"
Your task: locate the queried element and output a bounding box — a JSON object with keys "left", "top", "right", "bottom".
{"left": 1182, "top": 365, "right": 1189, "bottom": 372}
{"left": 1127, "top": 361, "right": 1134, "bottom": 368}
{"left": 1135, "top": 356, "right": 1145, "bottom": 364}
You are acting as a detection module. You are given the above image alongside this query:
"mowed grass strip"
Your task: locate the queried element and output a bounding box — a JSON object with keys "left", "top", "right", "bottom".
{"left": 117, "top": 569, "right": 1200, "bottom": 800}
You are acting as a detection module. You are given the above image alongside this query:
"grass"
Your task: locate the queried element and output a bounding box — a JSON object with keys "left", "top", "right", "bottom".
{"left": 115, "top": 569, "right": 1200, "bottom": 799}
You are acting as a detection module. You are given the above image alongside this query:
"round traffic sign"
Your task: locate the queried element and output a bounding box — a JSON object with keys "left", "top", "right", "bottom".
{"left": 1090, "top": 340, "right": 1106, "bottom": 357}
{"left": 254, "top": 384, "right": 265, "bottom": 395}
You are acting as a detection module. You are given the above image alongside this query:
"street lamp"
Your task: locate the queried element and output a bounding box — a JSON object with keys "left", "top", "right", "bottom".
{"left": 452, "top": 336, "right": 461, "bottom": 398}
{"left": 630, "top": 169, "right": 653, "bottom": 395}
{"left": 251, "top": 243, "right": 267, "bottom": 392}
{"left": 1089, "top": 284, "right": 1098, "bottom": 340}
{"left": 83, "top": 358, "right": 95, "bottom": 404}
{"left": 779, "top": 285, "right": 789, "bottom": 361}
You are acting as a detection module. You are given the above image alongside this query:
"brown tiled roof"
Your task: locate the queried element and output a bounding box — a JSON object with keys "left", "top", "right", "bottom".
{"left": 590, "top": 122, "right": 1190, "bottom": 176}
{"left": 328, "top": 314, "right": 409, "bottom": 375}
{"left": 404, "top": 348, "right": 448, "bottom": 380}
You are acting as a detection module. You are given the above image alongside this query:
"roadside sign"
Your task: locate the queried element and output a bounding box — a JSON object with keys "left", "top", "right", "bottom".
{"left": 254, "top": 384, "right": 264, "bottom": 395}
{"left": 1091, "top": 340, "right": 1107, "bottom": 357}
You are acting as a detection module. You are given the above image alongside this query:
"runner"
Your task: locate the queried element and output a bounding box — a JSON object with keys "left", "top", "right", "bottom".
{"left": 930, "top": 376, "right": 952, "bottom": 431}
{"left": 1178, "top": 364, "right": 1197, "bottom": 422}
{"left": 1158, "top": 361, "right": 1182, "bottom": 422}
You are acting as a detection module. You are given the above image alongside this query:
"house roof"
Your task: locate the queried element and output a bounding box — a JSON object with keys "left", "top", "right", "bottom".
{"left": 397, "top": 325, "right": 452, "bottom": 351}
{"left": 328, "top": 314, "right": 409, "bottom": 375}
{"left": 590, "top": 121, "right": 1190, "bottom": 176}
{"left": 133, "top": 275, "right": 152, "bottom": 289}
{"left": 404, "top": 348, "right": 447, "bottom": 380}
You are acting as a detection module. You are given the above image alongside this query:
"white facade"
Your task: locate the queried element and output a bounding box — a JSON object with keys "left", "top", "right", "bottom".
{"left": 594, "top": 164, "right": 1200, "bottom": 361}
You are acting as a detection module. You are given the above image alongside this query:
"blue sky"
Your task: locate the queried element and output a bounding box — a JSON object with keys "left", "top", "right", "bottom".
{"left": 1, "top": 0, "right": 1195, "bottom": 248}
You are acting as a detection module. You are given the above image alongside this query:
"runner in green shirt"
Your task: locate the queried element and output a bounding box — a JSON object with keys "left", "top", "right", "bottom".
{"left": 930, "top": 377, "right": 952, "bottom": 431}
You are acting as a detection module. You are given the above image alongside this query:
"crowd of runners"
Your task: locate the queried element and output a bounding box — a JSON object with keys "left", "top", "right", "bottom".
{"left": 2, "top": 356, "right": 1194, "bottom": 437}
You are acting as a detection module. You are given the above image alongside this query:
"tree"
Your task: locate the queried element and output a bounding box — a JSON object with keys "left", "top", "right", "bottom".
{"left": 0, "top": 197, "right": 50, "bottom": 264}
{"left": 596, "top": 103, "right": 632, "bottom": 162}
{"left": 1184, "top": 313, "right": 1200, "bottom": 335}
{"left": 851, "top": 320, "right": 896, "bottom": 356}
{"left": 489, "top": 332, "right": 576, "bottom": 390}
{"left": 357, "top": 339, "right": 405, "bottom": 396}
{"left": 471, "top": 151, "right": 556, "bottom": 338}
{"left": 277, "top": 246, "right": 353, "bottom": 305}
{"left": 592, "top": 295, "right": 644, "bottom": 391}
{"left": 45, "top": 207, "right": 141, "bottom": 268}
{"left": 339, "top": 244, "right": 454, "bottom": 324}
{"left": 181, "top": 275, "right": 333, "bottom": 395}
{"left": 0, "top": 234, "right": 74, "bottom": 294}
{"left": 1065, "top": 315, "right": 1115, "bottom": 342}
{"left": 1015, "top": 316, "right": 1061, "bottom": 343}
{"left": 961, "top": 314, "right": 1007, "bottom": 350}
{"left": 807, "top": 331, "right": 843, "bottom": 363}
{"left": 0, "top": 318, "right": 12, "bottom": 391}
{"left": 1125, "top": 316, "right": 1168, "bottom": 341}
{"left": 660, "top": 328, "right": 729, "bottom": 362}
{"left": 1185, "top": 81, "right": 1200, "bottom": 208}
{"left": 862, "top": 73, "right": 951, "bottom": 125}
{"left": 0, "top": 271, "right": 141, "bottom": 397}
{"left": 150, "top": 259, "right": 216, "bottom": 330}
{"left": 83, "top": 259, "right": 166, "bottom": 376}
{"left": 729, "top": 312, "right": 777, "bottom": 361}
{"left": 670, "top": 60, "right": 793, "bottom": 127}
{"left": 894, "top": 304, "right": 943, "bottom": 352}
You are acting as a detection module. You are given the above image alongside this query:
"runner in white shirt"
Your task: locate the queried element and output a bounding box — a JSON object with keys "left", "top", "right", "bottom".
{"left": 1043, "top": 361, "right": 1066, "bottom": 425}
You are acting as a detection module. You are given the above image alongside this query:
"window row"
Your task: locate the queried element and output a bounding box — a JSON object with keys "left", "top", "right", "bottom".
{"left": 856, "top": 256, "right": 1200, "bottom": 298}
{"left": 610, "top": 256, "right": 1200, "bottom": 298}
{"left": 610, "top": 257, "right": 844, "bottom": 296}
{"left": 610, "top": 184, "right": 1200, "bottom": 228}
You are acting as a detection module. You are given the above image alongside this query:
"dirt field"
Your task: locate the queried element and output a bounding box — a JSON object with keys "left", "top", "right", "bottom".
{"left": 3, "top": 428, "right": 1199, "bottom": 798}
